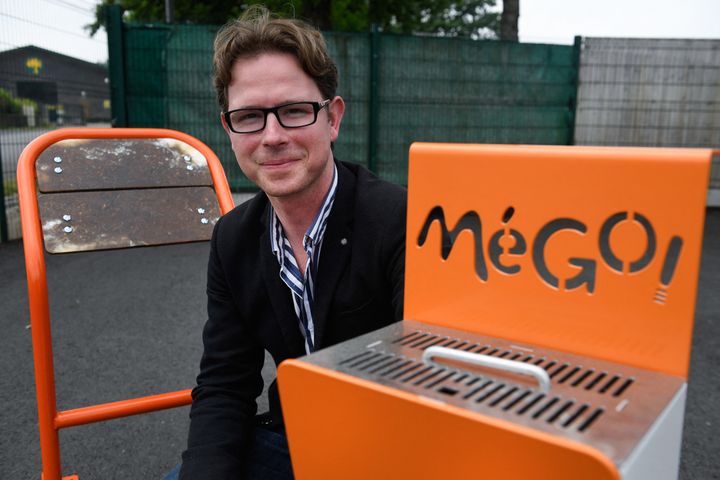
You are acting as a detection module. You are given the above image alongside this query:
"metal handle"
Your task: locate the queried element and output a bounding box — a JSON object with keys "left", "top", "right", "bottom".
{"left": 422, "top": 346, "right": 551, "bottom": 394}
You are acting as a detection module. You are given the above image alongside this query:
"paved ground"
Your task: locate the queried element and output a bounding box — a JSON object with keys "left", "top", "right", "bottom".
{"left": 1, "top": 210, "right": 718, "bottom": 479}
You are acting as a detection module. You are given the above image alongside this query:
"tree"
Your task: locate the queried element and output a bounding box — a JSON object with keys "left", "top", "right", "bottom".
{"left": 370, "top": 0, "right": 501, "bottom": 39}
{"left": 499, "top": 0, "right": 519, "bottom": 41}
{"left": 0, "top": 88, "right": 37, "bottom": 115}
{"left": 87, "top": 0, "right": 502, "bottom": 40}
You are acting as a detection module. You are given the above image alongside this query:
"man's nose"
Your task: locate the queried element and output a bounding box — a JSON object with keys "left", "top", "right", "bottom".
{"left": 262, "top": 112, "right": 288, "bottom": 144}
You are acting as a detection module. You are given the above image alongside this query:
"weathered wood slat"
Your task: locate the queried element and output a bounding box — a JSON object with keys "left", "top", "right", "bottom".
{"left": 38, "top": 187, "right": 220, "bottom": 253}
{"left": 37, "top": 138, "right": 213, "bottom": 192}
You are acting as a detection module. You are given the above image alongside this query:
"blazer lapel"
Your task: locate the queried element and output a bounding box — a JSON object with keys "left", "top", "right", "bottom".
{"left": 312, "top": 162, "right": 355, "bottom": 348}
{"left": 259, "top": 204, "right": 307, "bottom": 355}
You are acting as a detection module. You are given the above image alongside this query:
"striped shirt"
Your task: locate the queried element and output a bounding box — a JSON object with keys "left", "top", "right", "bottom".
{"left": 269, "top": 164, "right": 338, "bottom": 354}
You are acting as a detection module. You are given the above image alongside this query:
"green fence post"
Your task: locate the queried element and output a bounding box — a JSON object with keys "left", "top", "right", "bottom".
{"left": 568, "top": 35, "right": 582, "bottom": 145}
{"left": 107, "top": 4, "right": 128, "bottom": 127}
{"left": 0, "top": 143, "right": 7, "bottom": 242}
{"left": 367, "top": 24, "right": 380, "bottom": 174}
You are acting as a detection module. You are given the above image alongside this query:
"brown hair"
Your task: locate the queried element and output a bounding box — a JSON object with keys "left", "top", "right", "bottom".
{"left": 213, "top": 5, "right": 338, "bottom": 111}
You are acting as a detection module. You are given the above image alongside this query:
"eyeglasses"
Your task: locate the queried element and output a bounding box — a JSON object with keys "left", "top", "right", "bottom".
{"left": 223, "top": 100, "right": 331, "bottom": 134}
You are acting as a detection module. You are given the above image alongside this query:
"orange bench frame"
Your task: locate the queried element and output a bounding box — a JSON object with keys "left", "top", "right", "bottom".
{"left": 17, "top": 128, "right": 234, "bottom": 480}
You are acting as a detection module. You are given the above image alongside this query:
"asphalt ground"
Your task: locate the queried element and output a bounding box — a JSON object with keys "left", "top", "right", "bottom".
{"left": 1, "top": 209, "right": 718, "bottom": 479}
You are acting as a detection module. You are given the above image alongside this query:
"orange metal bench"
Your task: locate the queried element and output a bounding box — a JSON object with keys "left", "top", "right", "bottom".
{"left": 17, "top": 128, "right": 234, "bottom": 480}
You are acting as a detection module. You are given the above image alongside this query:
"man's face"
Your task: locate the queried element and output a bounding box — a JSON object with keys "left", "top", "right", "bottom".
{"left": 223, "top": 52, "right": 344, "bottom": 201}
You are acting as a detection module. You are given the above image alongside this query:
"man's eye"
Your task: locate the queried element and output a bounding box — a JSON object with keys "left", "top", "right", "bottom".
{"left": 234, "top": 111, "right": 261, "bottom": 123}
{"left": 283, "top": 107, "right": 311, "bottom": 117}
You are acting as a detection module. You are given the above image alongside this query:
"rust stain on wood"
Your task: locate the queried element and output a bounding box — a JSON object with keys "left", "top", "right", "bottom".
{"left": 39, "top": 187, "right": 220, "bottom": 253}
{"left": 37, "top": 138, "right": 213, "bottom": 193}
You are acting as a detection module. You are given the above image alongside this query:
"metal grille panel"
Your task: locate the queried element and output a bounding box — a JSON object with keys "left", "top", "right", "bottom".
{"left": 301, "top": 319, "right": 685, "bottom": 466}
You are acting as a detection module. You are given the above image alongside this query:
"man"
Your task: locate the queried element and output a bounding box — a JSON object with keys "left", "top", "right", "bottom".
{"left": 178, "top": 7, "right": 406, "bottom": 479}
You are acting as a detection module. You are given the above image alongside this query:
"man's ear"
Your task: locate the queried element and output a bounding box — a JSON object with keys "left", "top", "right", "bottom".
{"left": 220, "top": 113, "right": 231, "bottom": 135}
{"left": 327, "top": 96, "right": 345, "bottom": 142}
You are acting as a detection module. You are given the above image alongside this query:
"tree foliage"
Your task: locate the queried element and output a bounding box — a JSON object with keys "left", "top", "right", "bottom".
{"left": 0, "top": 88, "right": 37, "bottom": 115}
{"left": 87, "top": 0, "right": 502, "bottom": 39}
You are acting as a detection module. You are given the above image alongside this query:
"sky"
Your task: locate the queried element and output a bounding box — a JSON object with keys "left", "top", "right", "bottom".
{"left": 519, "top": 0, "right": 720, "bottom": 45}
{"left": 1, "top": 0, "right": 719, "bottom": 64}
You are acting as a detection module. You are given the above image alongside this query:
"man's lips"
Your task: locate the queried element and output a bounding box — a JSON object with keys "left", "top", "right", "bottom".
{"left": 259, "top": 157, "right": 299, "bottom": 167}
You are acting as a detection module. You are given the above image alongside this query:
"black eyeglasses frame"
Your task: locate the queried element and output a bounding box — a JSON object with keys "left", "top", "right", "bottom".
{"left": 222, "top": 99, "right": 331, "bottom": 134}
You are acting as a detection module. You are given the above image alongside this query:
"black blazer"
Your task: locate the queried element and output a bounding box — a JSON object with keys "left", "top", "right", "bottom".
{"left": 180, "top": 160, "right": 407, "bottom": 478}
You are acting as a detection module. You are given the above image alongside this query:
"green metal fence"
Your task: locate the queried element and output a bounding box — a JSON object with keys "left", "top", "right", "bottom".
{"left": 106, "top": 6, "right": 579, "bottom": 190}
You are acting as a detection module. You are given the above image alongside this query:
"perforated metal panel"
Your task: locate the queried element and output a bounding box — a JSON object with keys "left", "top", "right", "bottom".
{"left": 304, "top": 319, "right": 685, "bottom": 467}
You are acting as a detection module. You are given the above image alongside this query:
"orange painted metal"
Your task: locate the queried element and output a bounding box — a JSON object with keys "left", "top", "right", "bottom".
{"left": 55, "top": 390, "right": 193, "bottom": 429}
{"left": 17, "top": 128, "right": 234, "bottom": 480}
{"left": 278, "top": 143, "right": 710, "bottom": 479}
{"left": 405, "top": 143, "right": 710, "bottom": 379}
{"left": 279, "top": 360, "right": 620, "bottom": 480}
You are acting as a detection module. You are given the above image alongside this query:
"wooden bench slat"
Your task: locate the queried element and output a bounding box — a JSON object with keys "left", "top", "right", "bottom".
{"left": 37, "top": 138, "right": 213, "bottom": 193}
{"left": 38, "top": 187, "right": 220, "bottom": 253}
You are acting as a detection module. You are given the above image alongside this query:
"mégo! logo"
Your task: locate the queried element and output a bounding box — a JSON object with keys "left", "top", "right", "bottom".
{"left": 417, "top": 206, "right": 682, "bottom": 303}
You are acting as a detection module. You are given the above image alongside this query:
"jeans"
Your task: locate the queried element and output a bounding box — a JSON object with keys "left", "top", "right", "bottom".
{"left": 163, "top": 427, "right": 293, "bottom": 480}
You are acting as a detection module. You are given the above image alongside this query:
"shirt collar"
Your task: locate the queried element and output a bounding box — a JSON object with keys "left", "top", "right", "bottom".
{"left": 270, "top": 163, "right": 338, "bottom": 255}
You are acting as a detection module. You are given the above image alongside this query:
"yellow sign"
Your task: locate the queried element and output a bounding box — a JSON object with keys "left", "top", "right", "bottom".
{"left": 26, "top": 57, "right": 42, "bottom": 75}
